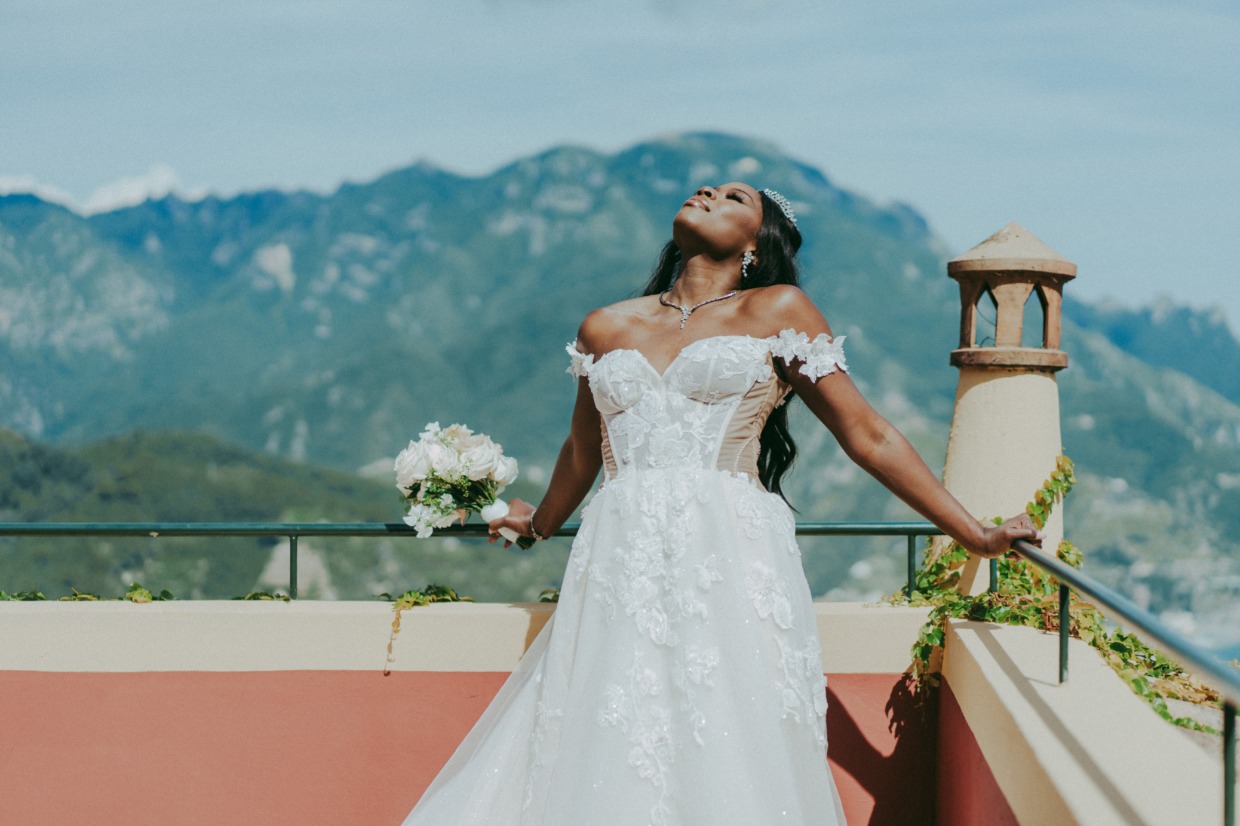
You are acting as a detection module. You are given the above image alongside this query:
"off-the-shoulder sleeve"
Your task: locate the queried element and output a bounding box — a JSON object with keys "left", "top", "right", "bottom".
{"left": 565, "top": 340, "right": 594, "bottom": 379}
{"left": 769, "top": 328, "right": 849, "bottom": 381}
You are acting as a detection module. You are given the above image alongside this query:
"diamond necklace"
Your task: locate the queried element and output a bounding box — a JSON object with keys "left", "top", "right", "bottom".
{"left": 659, "top": 289, "right": 738, "bottom": 329}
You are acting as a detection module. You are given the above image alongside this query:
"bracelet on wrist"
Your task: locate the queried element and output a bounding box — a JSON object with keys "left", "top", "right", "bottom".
{"left": 528, "top": 510, "right": 548, "bottom": 542}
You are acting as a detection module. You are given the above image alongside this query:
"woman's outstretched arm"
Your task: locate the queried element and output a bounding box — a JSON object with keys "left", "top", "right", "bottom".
{"left": 488, "top": 341, "right": 604, "bottom": 545}
{"left": 759, "top": 287, "right": 1039, "bottom": 557}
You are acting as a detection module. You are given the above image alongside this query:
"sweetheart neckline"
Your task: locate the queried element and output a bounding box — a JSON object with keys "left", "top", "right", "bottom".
{"left": 593, "top": 334, "right": 769, "bottom": 379}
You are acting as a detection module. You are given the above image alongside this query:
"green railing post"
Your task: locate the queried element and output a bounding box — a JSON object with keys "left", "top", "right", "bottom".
{"left": 289, "top": 535, "right": 298, "bottom": 599}
{"left": 905, "top": 535, "right": 917, "bottom": 601}
{"left": 1058, "top": 582, "right": 1069, "bottom": 684}
{"left": 1226, "top": 701, "right": 1235, "bottom": 826}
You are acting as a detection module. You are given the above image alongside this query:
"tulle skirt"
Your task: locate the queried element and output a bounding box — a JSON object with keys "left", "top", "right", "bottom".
{"left": 402, "top": 468, "right": 846, "bottom": 825}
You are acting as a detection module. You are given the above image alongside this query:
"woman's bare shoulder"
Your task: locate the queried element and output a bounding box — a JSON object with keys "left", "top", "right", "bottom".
{"left": 577, "top": 296, "right": 657, "bottom": 353}
{"left": 747, "top": 283, "right": 812, "bottom": 311}
{"left": 743, "top": 285, "right": 834, "bottom": 337}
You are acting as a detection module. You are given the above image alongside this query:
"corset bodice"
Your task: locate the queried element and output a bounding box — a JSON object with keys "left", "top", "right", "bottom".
{"left": 567, "top": 331, "right": 848, "bottom": 483}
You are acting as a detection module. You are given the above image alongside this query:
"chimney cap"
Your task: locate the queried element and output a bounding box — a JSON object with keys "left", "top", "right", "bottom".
{"left": 948, "top": 222, "right": 1076, "bottom": 278}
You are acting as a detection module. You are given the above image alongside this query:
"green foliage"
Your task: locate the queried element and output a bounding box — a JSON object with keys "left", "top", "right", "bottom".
{"left": 382, "top": 584, "right": 474, "bottom": 674}
{"left": 122, "top": 582, "right": 173, "bottom": 602}
{"left": 0, "top": 583, "right": 174, "bottom": 602}
{"left": 379, "top": 583, "right": 473, "bottom": 608}
{"left": 59, "top": 588, "right": 101, "bottom": 601}
{"left": 234, "top": 591, "right": 291, "bottom": 602}
{"left": 898, "top": 456, "right": 1222, "bottom": 731}
{"left": 1, "top": 590, "right": 46, "bottom": 601}
{"left": 539, "top": 587, "right": 560, "bottom": 603}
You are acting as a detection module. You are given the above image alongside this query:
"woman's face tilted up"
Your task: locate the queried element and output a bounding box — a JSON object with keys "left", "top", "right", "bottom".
{"left": 672, "top": 182, "right": 764, "bottom": 259}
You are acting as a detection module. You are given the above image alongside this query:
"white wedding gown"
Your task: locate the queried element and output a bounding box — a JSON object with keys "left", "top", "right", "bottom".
{"left": 402, "top": 331, "right": 849, "bottom": 826}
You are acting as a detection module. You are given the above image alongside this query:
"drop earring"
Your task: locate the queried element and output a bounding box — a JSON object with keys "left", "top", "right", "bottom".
{"left": 741, "top": 251, "right": 754, "bottom": 284}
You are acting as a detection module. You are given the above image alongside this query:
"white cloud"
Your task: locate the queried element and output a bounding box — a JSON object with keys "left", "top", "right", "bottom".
{"left": 81, "top": 164, "right": 206, "bottom": 215}
{"left": 0, "top": 175, "right": 78, "bottom": 209}
{"left": 0, "top": 167, "right": 212, "bottom": 215}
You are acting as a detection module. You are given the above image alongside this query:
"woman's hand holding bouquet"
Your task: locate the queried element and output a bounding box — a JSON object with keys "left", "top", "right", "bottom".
{"left": 394, "top": 422, "right": 531, "bottom": 547}
{"left": 484, "top": 496, "right": 539, "bottom": 549}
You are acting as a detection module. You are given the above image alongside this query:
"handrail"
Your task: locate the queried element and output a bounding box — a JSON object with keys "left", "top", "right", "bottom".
{"left": 0, "top": 520, "right": 937, "bottom": 602}
{"left": 0, "top": 520, "right": 935, "bottom": 538}
{"left": 1010, "top": 539, "right": 1240, "bottom": 707}
{"left": 1011, "top": 538, "right": 1238, "bottom": 824}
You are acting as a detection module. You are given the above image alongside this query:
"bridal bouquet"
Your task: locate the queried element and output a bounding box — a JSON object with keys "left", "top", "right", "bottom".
{"left": 394, "top": 422, "right": 522, "bottom": 542}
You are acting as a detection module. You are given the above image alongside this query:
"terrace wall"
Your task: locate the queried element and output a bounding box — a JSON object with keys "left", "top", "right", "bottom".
{"left": 0, "top": 601, "right": 933, "bottom": 825}
{"left": 4, "top": 602, "right": 1225, "bottom": 824}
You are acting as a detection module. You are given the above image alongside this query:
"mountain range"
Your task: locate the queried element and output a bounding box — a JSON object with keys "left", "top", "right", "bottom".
{"left": 2, "top": 133, "right": 1238, "bottom": 645}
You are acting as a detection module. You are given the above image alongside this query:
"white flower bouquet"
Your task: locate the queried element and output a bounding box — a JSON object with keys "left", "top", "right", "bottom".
{"left": 394, "top": 422, "right": 523, "bottom": 542}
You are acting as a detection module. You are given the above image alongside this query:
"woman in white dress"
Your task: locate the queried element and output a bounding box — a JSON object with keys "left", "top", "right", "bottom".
{"left": 401, "top": 182, "right": 1039, "bottom": 825}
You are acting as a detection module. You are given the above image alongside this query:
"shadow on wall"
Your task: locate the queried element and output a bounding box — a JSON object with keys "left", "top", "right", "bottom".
{"left": 826, "top": 673, "right": 937, "bottom": 825}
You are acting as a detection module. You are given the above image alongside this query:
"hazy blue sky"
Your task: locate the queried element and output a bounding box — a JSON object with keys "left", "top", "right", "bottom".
{"left": 3, "top": 0, "right": 1238, "bottom": 327}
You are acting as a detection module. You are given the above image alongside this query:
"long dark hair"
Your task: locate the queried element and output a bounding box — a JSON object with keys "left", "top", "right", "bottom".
{"left": 641, "top": 191, "right": 804, "bottom": 500}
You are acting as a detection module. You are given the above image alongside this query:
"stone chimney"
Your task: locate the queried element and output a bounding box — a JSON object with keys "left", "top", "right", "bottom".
{"left": 940, "top": 223, "right": 1076, "bottom": 594}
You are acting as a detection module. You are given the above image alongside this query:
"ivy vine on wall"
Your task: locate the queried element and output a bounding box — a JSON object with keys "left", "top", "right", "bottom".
{"left": 895, "top": 456, "right": 1223, "bottom": 732}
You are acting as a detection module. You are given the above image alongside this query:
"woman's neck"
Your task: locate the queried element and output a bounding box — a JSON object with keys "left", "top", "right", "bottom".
{"left": 665, "top": 257, "right": 741, "bottom": 305}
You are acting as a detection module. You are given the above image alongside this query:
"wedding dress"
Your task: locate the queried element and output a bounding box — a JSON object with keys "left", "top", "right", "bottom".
{"left": 402, "top": 331, "right": 849, "bottom": 826}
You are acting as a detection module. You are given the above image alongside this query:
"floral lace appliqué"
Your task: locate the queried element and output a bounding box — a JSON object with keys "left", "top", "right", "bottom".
{"left": 565, "top": 340, "right": 594, "bottom": 378}
{"left": 745, "top": 561, "right": 795, "bottom": 629}
{"left": 735, "top": 489, "right": 778, "bottom": 540}
{"left": 769, "top": 328, "right": 848, "bottom": 381}
{"left": 523, "top": 699, "right": 564, "bottom": 810}
{"left": 598, "top": 653, "right": 678, "bottom": 826}
{"left": 776, "top": 638, "right": 829, "bottom": 748}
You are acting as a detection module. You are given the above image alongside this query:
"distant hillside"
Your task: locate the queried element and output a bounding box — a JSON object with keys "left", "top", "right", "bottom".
{"left": 0, "top": 428, "right": 388, "bottom": 598}
{"left": 1066, "top": 299, "right": 1240, "bottom": 406}
{"left": 0, "top": 428, "right": 568, "bottom": 600}
{"left": 2, "top": 133, "right": 1239, "bottom": 642}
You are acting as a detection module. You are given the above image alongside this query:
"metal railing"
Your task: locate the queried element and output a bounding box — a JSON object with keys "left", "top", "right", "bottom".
{"left": 0, "top": 520, "right": 935, "bottom": 601}
{"left": 1009, "top": 539, "right": 1239, "bottom": 825}
{"left": 2, "top": 521, "right": 1235, "bottom": 821}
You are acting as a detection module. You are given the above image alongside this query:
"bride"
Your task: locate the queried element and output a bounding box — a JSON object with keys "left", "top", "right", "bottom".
{"left": 401, "top": 182, "right": 1039, "bottom": 825}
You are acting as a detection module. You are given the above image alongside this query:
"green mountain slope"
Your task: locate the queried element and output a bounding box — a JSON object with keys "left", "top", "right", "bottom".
{"left": 2, "top": 133, "right": 1238, "bottom": 641}
{"left": 0, "top": 428, "right": 567, "bottom": 600}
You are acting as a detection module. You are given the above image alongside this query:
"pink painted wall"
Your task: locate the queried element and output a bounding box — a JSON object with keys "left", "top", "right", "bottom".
{"left": 1, "top": 670, "right": 935, "bottom": 825}
{"left": 935, "top": 681, "right": 1018, "bottom": 825}
{"left": 828, "top": 673, "right": 937, "bottom": 824}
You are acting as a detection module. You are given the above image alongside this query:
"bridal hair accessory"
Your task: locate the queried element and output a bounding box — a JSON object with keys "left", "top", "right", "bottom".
{"left": 762, "top": 189, "right": 796, "bottom": 225}
{"left": 741, "top": 250, "right": 754, "bottom": 283}
{"left": 659, "top": 289, "right": 738, "bottom": 328}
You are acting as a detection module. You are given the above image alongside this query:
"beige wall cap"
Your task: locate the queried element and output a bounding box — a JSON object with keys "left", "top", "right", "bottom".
{"left": 949, "top": 222, "right": 1077, "bottom": 278}
{"left": 951, "top": 347, "right": 1068, "bottom": 370}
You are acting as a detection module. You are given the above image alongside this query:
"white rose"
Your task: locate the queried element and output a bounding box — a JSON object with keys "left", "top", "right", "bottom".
{"left": 460, "top": 437, "right": 500, "bottom": 481}
{"left": 494, "top": 455, "right": 519, "bottom": 487}
{"left": 425, "top": 440, "right": 462, "bottom": 479}
{"left": 394, "top": 441, "right": 431, "bottom": 491}
{"left": 441, "top": 423, "right": 473, "bottom": 445}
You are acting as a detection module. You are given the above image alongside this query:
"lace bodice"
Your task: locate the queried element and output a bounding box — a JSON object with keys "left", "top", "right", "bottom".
{"left": 567, "top": 331, "right": 847, "bottom": 482}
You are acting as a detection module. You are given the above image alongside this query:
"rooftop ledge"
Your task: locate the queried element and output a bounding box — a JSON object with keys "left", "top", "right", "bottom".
{"left": 1, "top": 601, "right": 1232, "bottom": 825}
{"left": 0, "top": 600, "right": 928, "bottom": 673}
